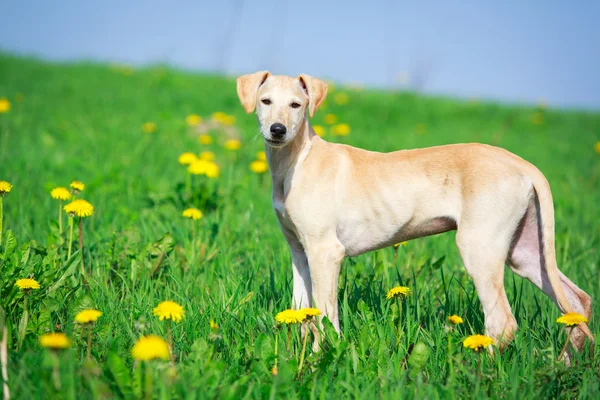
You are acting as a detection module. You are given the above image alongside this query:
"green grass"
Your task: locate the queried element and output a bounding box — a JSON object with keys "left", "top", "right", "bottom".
{"left": 0, "top": 53, "right": 599, "bottom": 399}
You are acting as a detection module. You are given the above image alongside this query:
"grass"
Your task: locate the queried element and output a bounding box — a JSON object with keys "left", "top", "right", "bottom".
{"left": 0, "top": 53, "right": 599, "bottom": 399}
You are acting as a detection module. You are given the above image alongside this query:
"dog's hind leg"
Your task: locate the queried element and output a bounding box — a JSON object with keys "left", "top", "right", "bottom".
{"left": 508, "top": 200, "right": 593, "bottom": 352}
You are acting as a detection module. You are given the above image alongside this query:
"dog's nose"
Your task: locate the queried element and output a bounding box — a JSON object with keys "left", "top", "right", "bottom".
{"left": 270, "top": 123, "right": 287, "bottom": 139}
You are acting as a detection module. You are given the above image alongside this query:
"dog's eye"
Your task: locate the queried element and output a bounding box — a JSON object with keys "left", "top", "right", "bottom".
{"left": 290, "top": 102, "right": 301, "bottom": 109}
{"left": 261, "top": 99, "right": 271, "bottom": 105}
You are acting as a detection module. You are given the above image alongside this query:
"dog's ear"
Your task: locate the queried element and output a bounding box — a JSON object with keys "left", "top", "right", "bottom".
{"left": 236, "top": 71, "right": 271, "bottom": 113}
{"left": 297, "top": 74, "right": 328, "bottom": 118}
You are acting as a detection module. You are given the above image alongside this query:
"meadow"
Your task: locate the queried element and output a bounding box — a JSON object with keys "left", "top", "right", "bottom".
{"left": 0, "top": 53, "right": 599, "bottom": 399}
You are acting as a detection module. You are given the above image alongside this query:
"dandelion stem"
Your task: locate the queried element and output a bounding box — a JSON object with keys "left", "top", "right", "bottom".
{"left": 558, "top": 327, "right": 573, "bottom": 360}
{"left": 67, "top": 217, "right": 74, "bottom": 259}
{"left": 297, "top": 323, "right": 310, "bottom": 375}
{"left": 51, "top": 351, "right": 61, "bottom": 390}
{"left": 143, "top": 361, "right": 152, "bottom": 400}
{"left": 447, "top": 333, "right": 454, "bottom": 384}
{"left": 287, "top": 326, "right": 291, "bottom": 351}
{"left": 78, "top": 217, "right": 84, "bottom": 276}
{"left": 274, "top": 330, "right": 279, "bottom": 372}
{"left": 397, "top": 298, "right": 403, "bottom": 351}
{"left": 393, "top": 246, "right": 398, "bottom": 266}
{"left": 166, "top": 321, "right": 174, "bottom": 364}
{"left": 86, "top": 324, "right": 93, "bottom": 361}
{"left": 58, "top": 200, "right": 63, "bottom": 235}
{"left": 0, "top": 196, "right": 3, "bottom": 247}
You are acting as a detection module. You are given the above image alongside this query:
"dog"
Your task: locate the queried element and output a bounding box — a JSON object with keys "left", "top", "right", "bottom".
{"left": 236, "top": 71, "right": 594, "bottom": 353}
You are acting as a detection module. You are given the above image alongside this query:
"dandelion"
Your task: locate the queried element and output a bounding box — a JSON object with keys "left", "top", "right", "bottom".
{"left": 69, "top": 180, "right": 84, "bottom": 194}
{"left": 131, "top": 335, "right": 170, "bottom": 399}
{"left": 153, "top": 301, "right": 184, "bottom": 364}
{"left": 387, "top": 286, "right": 411, "bottom": 350}
{"left": 333, "top": 92, "right": 349, "bottom": 105}
{"left": 178, "top": 152, "right": 198, "bottom": 165}
{"left": 224, "top": 139, "right": 241, "bottom": 151}
{"left": 210, "top": 319, "right": 219, "bottom": 330}
{"left": 50, "top": 187, "right": 72, "bottom": 234}
{"left": 299, "top": 308, "right": 321, "bottom": 318}
{"left": 447, "top": 315, "right": 464, "bottom": 325}
{"left": 142, "top": 122, "right": 157, "bottom": 133}
{"left": 332, "top": 123, "right": 350, "bottom": 136}
{"left": 556, "top": 312, "right": 589, "bottom": 359}
{"left": 64, "top": 199, "right": 94, "bottom": 275}
{"left": 40, "top": 333, "right": 71, "bottom": 349}
{"left": 212, "top": 112, "right": 235, "bottom": 125}
{"left": 186, "top": 114, "right": 202, "bottom": 126}
{"left": 276, "top": 309, "right": 306, "bottom": 351}
{"left": 392, "top": 242, "right": 406, "bottom": 265}
{"left": 250, "top": 160, "right": 268, "bottom": 174}
{"left": 324, "top": 113, "right": 338, "bottom": 125}
{"left": 40, "top": 333, "right": 71, "bottom": 390}
{"left": 297, "top": 308, "right": 322, "bottom": 375}
{"left": 182, "top": 208, "right": 202, "bottom": 220}
{"left": 386, "top": 286, "right": 411, "bottom": 300}
{"left": 463, "top": 334, "right": 494, "bottom": 352}
{"left": 415, "top": 123, "right": 426, "bottom": 134}
{"left": 188, "top": 159, "right": 209, "bottom": 175}
{"left": 199, "top": 151, "right": 215, "bottom": 161}
{"left": 594, "top": 141, "right": 600, "bottom": 154}
{"left": 15, "top": 278, "right": 40, "bottom": 290}
{"left": 75, "top": 309, "right": 102, "bottom": 360}
{"left": 131, "top": 335, "right": 170, "bottom": 361}
{"left": 0, "top": 98, "right": 11, "bottom": 113}
{"left": 199, "top": 134, "right": 213, "bottom": 145}
{"left": 313, "top": 125, "right": 326, "bottom": 137}
{"left": 205, "top": 162, "right": 220, "bottom": 179}
{"left": 0, "top": 180, "right": 12, "bottom": 246}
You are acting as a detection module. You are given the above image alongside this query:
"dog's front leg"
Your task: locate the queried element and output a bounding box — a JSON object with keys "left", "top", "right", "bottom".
{"left": 290, "top": 246, "right": 312, "bottom": 310}
{"left": 305, "top": 236, "right": 345, "bottom": 351}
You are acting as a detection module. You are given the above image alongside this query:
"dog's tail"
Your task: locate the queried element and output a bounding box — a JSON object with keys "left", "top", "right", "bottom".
{"left": 531, "top": 168, "right": 594, "bottom": 344}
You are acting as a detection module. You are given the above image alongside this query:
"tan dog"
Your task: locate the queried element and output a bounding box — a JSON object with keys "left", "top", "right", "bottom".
{"left": 236, "top": 71, "right": 594, "bottom": 353}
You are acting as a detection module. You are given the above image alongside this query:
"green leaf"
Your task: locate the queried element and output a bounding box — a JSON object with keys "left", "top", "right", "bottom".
{"left": 107, "top": 352, "right": 134, "bottom": 399}
{"left": 47, "top": 250, "right": 82, "bottom": 293}
{"left": 19, "top": 241, "right": 31, "bottom": 265}
{"left": 408, "top": 341, "right": 431, "bottom": 379}
{"left": 432, "top": 256, "right": 446, "bottom": 270}
{"left": 17, "top": 307, "right": 29, "bottom": 351}
{"left": 2, "top": 230, "right": 17, "bottom": 259}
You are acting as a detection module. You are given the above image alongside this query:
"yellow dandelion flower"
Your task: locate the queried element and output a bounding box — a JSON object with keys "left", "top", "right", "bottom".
{"left": 70, "top": 180, "right": 85, "bottom": 192}
{"left": 530, "top": 112, "right": 544, "bottom": 125}
{"left": 15, "top": 278, "right": 40, "bottom": 290}
{"left": 199, "top": 134, "right": 213, "bottom": 145}
{"left": 224, "top": 139, "right": 241, "bottom": 151}
{"left": 0, "top": 98, "right": 11, "bottom": 113}
{"left": 221, "top": 115, "right": 236, "bottom": 125}
{"left": 594, "top": 141, "right": 600, "bottom": 154}
{"left": 186, "top": 114, "right": 202, "bottom": 126}
{"left": 199, "top": 151, "right": 215, "bottom": 161}
{"left": 153, "top": 300, "right": 184, "bottom": 322}
{"left": 463, "top": 334, "right": 494, "bottom": 351}
{"left": 334, "top": 92, "right": 349, "bottom": 105}
{"left": 447, "top": 315, "right": 464, "bottom": 325}
{"left": 386, "top": 286, "right": 411, "bottom": 300}
{"left": 256, "top": 151, "right": 266, "bottom": 161}
{"left": 64, "top": 199, "right": 94, "bottom": 218}
{"left": 178, "top": 152, "right": 198, "bottom": 165}
{"left": 182, "top": 208, "right": 203, "bottom": 220}
{"left": 556, "top": 312, "right": 589, "bottom": 327}
{"left": 275, "top": 309, "right": 306, "bottom": 325}
{"left": 250, "top": 160, "right": 268, "bottom": 174}
{"left": 188, "top": 159, "right": 209, "bottom": 175}
{"left": 131, "top": 335, "right": 170, "bottom": 361}
{"left": 75, "top": 309, "right": 102, "bottom": 324}
{"left": 332, "top": 123, "right": 351, "bottom": 136}
{"left": 205, "top": 162, "right": 220, "bottom": 178}
{"left": 324, "top": 113, "right": 338, "bottom": 125}
{"left": 393, "top": 242, "right": 407, "bottom": 249}
{"left": 211, "top": 111, "right": 228, "bottom": 122}
{"left": 415, "top": 123, "right": 426, "bottom": 134}
{"left": 0, "top": 180, "right": 12, "bottom": 195}
{"left": 271, "top": 365, "right": 279, "bottom": 376}
{"left": 300, "top": 308, "right": 321, "bottom": 318}
{"left": 210, "top": 319, "right": 219, "bottom": 330}
{"left": 313, "top": 125, "right": 326, "bottom": 137}
{"left": 50, "top": 187, "right": 72, "bottom": 201}
{"left": 40, "top": 333, "right": 71, "bottom": 349}
{"left": 142, "top": 122, "right": 157, "bottom": 133}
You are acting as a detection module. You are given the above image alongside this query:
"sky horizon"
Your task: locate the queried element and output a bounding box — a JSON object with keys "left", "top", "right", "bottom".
{"left": 1, "top": 1, "right": 599, "bottom": 110}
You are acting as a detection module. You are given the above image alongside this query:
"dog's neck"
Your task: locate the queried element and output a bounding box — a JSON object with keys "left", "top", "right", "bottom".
{"left": 266, "top": 118, "right": 314, "bottom": 200}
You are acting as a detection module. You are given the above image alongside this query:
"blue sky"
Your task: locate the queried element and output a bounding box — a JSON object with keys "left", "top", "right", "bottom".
{"left": 1, "top": 0, "right": 599, "bottom": 109}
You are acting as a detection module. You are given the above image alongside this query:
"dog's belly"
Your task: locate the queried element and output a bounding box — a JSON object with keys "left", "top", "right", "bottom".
{"left": 337, "top": 215, "right": 457, "bottom": 257}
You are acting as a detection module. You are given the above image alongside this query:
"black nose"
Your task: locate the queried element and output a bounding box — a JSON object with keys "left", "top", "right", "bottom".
{"left": 270, "top": 123, "right": 287, "bottom": 139}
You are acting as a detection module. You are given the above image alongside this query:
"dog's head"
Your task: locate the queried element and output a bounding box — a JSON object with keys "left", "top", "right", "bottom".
{"left": 236, "top": 71, "right": 328, "bottom": 148}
